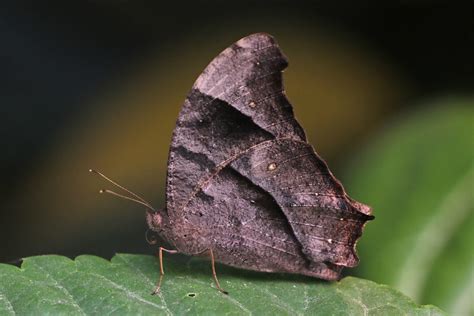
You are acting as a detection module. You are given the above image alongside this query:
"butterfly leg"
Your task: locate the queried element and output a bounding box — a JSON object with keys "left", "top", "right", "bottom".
{"left": 195, "top": 248, "right": 228, "bottom": 295}
{"left": 151, "top": 247, "right": 179, "bottom": 295}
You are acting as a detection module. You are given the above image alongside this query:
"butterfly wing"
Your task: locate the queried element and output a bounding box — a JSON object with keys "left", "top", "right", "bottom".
{"left": 182, "top": 165, "right": 343, "bottom": 280}
{"left": 166, "top": 33, "right": 372, "bottom": 272}
{"left": 167, "top": 33, "right": 304, "bottom": 218}
{"left": 230, "top": 138, "right": 373, "bottom": 267}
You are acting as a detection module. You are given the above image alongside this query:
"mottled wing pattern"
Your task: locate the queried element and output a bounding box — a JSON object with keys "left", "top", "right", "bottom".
{"left": 183, "top": 166, "right": 342, "bottom": 279}
{"left": 230, "top": 138, "right": 373, "bottom": 267}
{"left": 194, "top": 33, "right": 306, "bottom": 141}
{"left": 166, "top": 33, "right": 372, "bottom": 273}
{"left": 166, "top": 90, "right": 273, "bottom": 219}
{"left": 167, "top": 33, "right": 304, "bottom": 216}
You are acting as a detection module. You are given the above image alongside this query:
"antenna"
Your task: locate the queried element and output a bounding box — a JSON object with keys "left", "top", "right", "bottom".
{"left": 89, "top": 169, "right": 156, "bottom": 212}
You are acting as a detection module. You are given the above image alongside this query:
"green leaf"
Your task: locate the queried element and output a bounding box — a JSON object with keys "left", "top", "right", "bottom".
{"left": 0, "top": 254, "right": 442, "bottom": 315}
{"left": 343, "top": 98, "right": 474, "bottom": 315}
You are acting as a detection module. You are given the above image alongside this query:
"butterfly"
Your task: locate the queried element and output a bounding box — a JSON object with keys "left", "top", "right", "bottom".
{"left": 91, "top": 33, "right": 373, "bottom": 295}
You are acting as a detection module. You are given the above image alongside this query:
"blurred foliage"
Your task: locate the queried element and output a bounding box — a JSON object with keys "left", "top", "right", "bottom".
{"left": 342, "top": 98, "right": 473, "bottom": 315}
{"left": 0, "top": 254, "right": 445, "bottom": 315}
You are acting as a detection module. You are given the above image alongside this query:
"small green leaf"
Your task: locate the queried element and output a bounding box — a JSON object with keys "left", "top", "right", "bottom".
{"left": 343, "top": 98, "right": 473, "bottom": 315}
{"left": 0, "top": 254, "right": 442, "bottom": 315}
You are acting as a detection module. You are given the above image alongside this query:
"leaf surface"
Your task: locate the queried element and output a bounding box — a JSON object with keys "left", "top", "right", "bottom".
{"left": 0, "top": 254, "right": 443, "bottom": 315}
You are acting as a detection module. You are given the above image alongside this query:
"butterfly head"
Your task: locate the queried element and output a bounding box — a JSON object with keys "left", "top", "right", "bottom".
{"left": 146, "top": 208, "right": 168, "bottom": 232}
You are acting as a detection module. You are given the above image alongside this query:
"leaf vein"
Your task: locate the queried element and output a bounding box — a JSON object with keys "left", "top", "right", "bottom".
{"left": 184, "top": 276, "right": 252, "bottom": 314}
{"left": 85, "top": 272, "right": 166, "bottom": 312}
{"left": 0, "top": 293, "right": 15, "bottom": 315}
{"left": 335, "top": 288, "right": 369, "bottom": 316}
{"left": 114, "top": 255, "right": 172, "bottom": 316}
{"left": 29, "top": 261, "right": 86, "bottom": 315}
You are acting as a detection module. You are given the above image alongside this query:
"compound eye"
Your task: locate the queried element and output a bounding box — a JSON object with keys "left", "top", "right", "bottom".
{"left": 146, "top": 211, "right": 162, "bottom": 229}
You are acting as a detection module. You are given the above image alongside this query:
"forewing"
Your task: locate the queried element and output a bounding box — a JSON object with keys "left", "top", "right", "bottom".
{"left": 194, "top": 33, "right": 306, "bottom": 141}
{"left": 167, "top": 33, "right": 304, "bottom": 215}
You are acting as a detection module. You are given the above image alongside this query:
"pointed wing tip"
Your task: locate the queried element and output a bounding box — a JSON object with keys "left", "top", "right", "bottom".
{"left": 241, "top": 32, "right": 275, "bottom": 39}
{"left": 235, "top": 32, "right": 289, "bottom": 69}
{"left": 236, "top": 32, "right": 278, "bottom": 48}
{"left": 246, "top": 32, "right": 276, "bottom": 39}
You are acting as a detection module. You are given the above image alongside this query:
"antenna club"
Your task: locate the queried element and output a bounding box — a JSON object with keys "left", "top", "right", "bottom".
{"left": 90, "top": 169, "right": 156, "bottom": 212}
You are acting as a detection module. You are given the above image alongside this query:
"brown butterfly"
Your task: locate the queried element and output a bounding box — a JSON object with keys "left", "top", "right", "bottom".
{"left": 91, "top": 33, "right": 373, "bottom": 295}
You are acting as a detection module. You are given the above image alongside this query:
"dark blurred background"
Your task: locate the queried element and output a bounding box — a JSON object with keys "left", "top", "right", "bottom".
{"left": 1, "top": 0, "right": 472, "bottom": 291}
